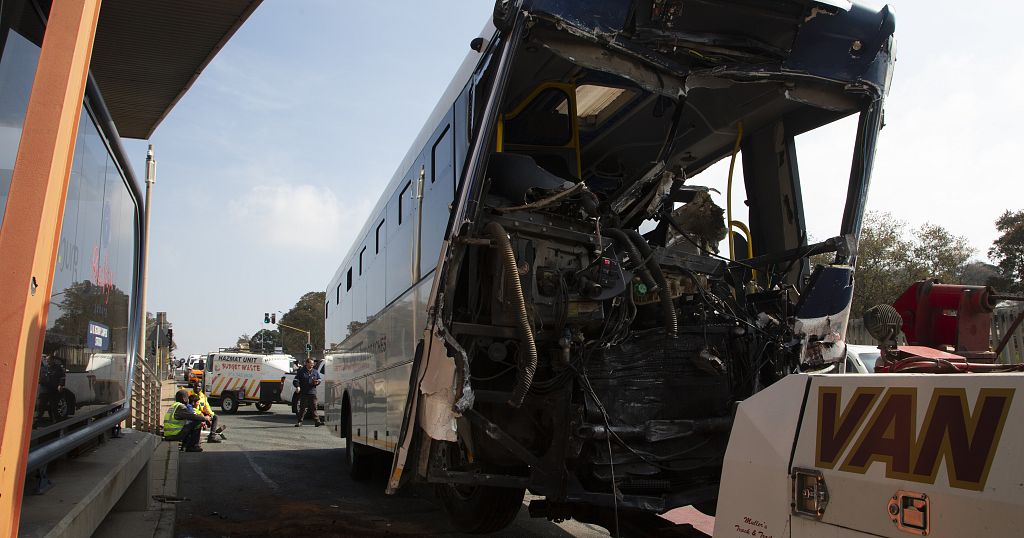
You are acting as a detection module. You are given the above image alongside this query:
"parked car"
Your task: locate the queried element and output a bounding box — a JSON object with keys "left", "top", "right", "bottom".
{"left": 844, "top": 344, "right": 881, "bottom": 373}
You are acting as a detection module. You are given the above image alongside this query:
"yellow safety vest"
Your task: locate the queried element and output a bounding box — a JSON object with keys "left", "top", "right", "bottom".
{"left": 198, "top": 391, "right": 214, "bottom": 417}
{"left": 163, "top": 402, "right": 185, "bottom": 438}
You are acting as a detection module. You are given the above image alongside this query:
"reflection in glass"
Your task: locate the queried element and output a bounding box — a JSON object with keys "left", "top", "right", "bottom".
{"left": 0, "top": 29, "right": 42, "bottom": 228}
{"left": 36, "top": 107, "right": 137, "bottom": 429}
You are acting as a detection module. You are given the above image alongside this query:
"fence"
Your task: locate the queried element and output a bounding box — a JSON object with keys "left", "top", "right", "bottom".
{"left": 847, "top": 304, "right": 1024, "bottom": 364}
{"left": 128, "top": 354, "right": 162, "bottom": 432}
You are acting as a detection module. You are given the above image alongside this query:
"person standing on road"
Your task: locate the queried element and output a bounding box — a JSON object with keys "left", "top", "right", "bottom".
{"left": 293, "top": 358, "right": 323, "bottom": 427}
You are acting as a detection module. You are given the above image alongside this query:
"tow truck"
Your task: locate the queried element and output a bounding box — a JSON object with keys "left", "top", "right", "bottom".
{"left": 715, "top": 281, "right": 1024, "bottom": 537}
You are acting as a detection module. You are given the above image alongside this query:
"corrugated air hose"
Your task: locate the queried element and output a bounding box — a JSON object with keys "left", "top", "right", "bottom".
{"left": 485, "top": 221, "right": 537, "bottom": 408}
{"left": 624, "top": 229, "right": 677, "bottom": 338}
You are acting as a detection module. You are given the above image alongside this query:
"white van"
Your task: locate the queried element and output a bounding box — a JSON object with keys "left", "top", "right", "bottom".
{"left": 203, "top": 352, "right": 293, "bottom": 413}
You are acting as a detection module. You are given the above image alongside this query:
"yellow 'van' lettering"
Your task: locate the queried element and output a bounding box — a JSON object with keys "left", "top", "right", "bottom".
{"left": 816, "top": 386, "right": 1014, "bottom": 491}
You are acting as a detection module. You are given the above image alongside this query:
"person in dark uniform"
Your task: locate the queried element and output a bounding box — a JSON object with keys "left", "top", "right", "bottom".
{"left": 37, "top": 354, "right": 67, "bottom": 424}
{"left": 293, "top": 358, "right": 323, "bottom": 427}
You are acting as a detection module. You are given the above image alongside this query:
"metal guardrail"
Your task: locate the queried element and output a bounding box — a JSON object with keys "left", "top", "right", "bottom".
{"left": 128, "top": 354, "right": 161, "bottom": 432}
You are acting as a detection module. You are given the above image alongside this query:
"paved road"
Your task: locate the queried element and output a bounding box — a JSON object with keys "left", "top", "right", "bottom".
{"left": 174, "top": 402, "right": 614, "bottom": 537}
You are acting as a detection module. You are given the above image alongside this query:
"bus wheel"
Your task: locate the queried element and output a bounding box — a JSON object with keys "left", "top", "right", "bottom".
{"left": 255, "top": 401, "right": 272, "bottom": 412}
{"left": 436, "top": 441, "right": 525, "bottom": 534}
{"left": 345, "top": 404, "right": 370, "bottom": 481}
{"left": 220, "top": 393, "right": 239, "bottom": 414}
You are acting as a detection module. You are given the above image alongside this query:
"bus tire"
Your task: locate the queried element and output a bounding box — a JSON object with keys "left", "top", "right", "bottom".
{"left": 220, "top": 392, "right": 239, "bottom": 414}
{"left": 438, "top": 481, "right": 525, "bottom": 534}
{"left": 255, "top": 401, "right": 272, "bottom": 412}
{"left": 345, "top": 403, "right": 370, "bottom": 481}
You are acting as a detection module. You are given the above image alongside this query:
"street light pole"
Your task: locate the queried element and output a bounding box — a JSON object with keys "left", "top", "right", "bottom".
{"left": 136, "top": 145, "right": 155, "bottom": 373}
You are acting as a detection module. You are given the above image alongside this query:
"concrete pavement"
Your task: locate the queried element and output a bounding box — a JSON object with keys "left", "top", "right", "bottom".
{"left": 173, "top": 403, "right": 612, "bottom": 537}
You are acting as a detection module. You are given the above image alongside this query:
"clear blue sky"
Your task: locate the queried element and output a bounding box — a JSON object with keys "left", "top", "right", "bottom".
{"left": 122, "top": 0, "right": 1023, "bottom": 358}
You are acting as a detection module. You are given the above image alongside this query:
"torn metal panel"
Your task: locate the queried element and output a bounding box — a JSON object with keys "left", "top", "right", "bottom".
{"left": 417, "top": 330, "right": 458, "bottom": 443}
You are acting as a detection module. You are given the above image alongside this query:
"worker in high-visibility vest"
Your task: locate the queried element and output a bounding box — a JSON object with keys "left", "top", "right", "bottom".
{"left": 163, "top": 389, "right": 209, "bottom": 452}
{"left": 195, "top": 388, "right": 226, "bottom": 442}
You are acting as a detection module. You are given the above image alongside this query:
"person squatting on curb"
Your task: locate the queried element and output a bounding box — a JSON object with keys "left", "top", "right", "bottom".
{"left": 163, "top": 389, "right": 210, "bottom": 452}
{"left": 189, "top": 381, "right": 227, "bottom": 443}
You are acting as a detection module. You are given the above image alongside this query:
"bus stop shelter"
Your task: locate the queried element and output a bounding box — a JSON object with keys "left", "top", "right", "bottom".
{"left": 0, "top": 1, "right": 261, "bottom": 534}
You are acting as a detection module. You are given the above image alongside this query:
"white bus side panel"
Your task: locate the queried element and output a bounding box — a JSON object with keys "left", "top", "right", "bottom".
{"left": 386, "top": 361, "right": 414, "bottom": 450}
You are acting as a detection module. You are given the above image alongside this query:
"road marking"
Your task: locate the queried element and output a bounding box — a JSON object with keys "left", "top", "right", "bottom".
{"left": 241, "top": 446, "right": 279, "bottom": 492}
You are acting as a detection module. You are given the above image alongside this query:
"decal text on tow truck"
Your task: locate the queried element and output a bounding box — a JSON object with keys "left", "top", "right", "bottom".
{"left": 815, "top": 386, "right": 1014, "bottom": 491}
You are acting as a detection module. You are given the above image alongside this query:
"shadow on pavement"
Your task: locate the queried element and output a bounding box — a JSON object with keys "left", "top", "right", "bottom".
{"left": 175, "top": 446, "right": 580, "bottom": 537}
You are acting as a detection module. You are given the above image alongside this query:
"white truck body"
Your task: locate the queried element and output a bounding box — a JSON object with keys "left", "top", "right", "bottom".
{"left": 204, "top": 352, "right": 293, "bottom": 411}
{"left": 715, "top": 373, "right": 1024, "bottom": 537}
{"left": 65, "top": 353, "right": 128, "bottom": 405}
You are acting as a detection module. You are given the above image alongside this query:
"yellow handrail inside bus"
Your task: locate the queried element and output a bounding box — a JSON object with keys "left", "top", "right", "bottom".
{"left": 499, "top": 82, "right": 582, "bottom": 178}
{"left": 726, "top": 122, "right": 743, "bottom": 261}
{"left": 729, "top": 219, "right": 758, "bottom": 281}
{"left": 729, "top": 220, "right": 753, "bottom": 260}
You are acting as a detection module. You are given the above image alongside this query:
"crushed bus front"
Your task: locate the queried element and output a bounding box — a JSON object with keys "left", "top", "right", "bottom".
{"left": 383, "top": 0, "right": 896, "bottom": 532}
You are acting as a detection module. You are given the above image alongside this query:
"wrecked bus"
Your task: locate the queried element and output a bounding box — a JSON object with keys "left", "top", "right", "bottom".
{"left": 323, "top": 0, "right": 895, "bottom": 533}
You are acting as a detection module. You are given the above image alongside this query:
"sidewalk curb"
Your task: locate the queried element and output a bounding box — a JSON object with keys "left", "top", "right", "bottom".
{"left": 153, "top": 442, "right": 179, "bottom": 537}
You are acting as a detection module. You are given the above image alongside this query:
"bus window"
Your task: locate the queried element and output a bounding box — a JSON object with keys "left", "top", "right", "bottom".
{"left": 375, "top": 219, "right": 384, "bottom": 254}
{"left": 420, "top": 116, "right": 454, "bottom": 278}
{"left": 504, "top": 87, "right": 572, "bottom": 146}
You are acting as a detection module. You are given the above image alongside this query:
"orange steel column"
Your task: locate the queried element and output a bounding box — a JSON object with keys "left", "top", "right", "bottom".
{"left": 0, "top": 0, "right": 102, "bottom": 533}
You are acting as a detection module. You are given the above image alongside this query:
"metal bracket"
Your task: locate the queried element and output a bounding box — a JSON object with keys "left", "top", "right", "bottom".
{"left": 791, "top": 467, "right": 829, "bottom": 519}
{"left": 888, "top": 490, "right": 930, "bottom": 535}
{"left": 30, "top": 465, "right": 54, "bottom": 495}
{"left": 464, "top": 408, "right": 546, "bottom": 472}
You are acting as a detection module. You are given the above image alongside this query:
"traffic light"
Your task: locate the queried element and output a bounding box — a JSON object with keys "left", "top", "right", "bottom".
{"left": 166, "top": 328, "right": 174, "bottom": 345}
{"left": 271, "top": 313, "right": 276, "bottom": 324}
{"left": 264, "top": 312, "right": 270, "bottom": 324}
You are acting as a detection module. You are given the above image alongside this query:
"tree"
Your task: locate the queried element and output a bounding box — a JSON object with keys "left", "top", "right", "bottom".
{"left": 988, "top": 210, "right": 1024, "bottom": 293}
{"left": 850, "top": 212, "right": 975, "bottom": 318}
{"left": 249, "top": 329, "right": 281, "bottom": 353}
{"left": 279, "top": 291, "right": 326, "bottom": 359}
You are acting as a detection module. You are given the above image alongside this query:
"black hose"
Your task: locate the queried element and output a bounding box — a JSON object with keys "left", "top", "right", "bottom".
{"left": 625, "top": 229, "right": 678, "bottom": 338}
{"left": 485, "top": 222, "right": 537, "bottom": 408}
{"left": 605, "top": 228, "right": 658, "bottom": 292}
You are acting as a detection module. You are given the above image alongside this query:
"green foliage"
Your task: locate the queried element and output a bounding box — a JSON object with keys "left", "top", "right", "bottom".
{"left": 988, "top": 210, "right": 1024, "bottom": 293}
{"left": 279, "top": 291, "right": 326, "bottom": 359}
{"left": 851, "top": 211, "right": 974, "bottom": 318}
{"left": 249, "top": 329, "right": 281, "bottom": 353}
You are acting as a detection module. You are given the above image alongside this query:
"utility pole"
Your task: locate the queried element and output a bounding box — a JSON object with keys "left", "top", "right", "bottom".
{"left": 276, "top": 321, "right": 313, "bottom": 361}
{"left": 156, "top": 311, "right": 167, "bottom": 378}
{"left": 136, "top": 146, "right": 156, "bottom": 375}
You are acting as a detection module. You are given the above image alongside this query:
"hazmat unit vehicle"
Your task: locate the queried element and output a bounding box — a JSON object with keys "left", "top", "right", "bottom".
{"left": 203, "top": 352, "right": 297, "bottom": 413}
